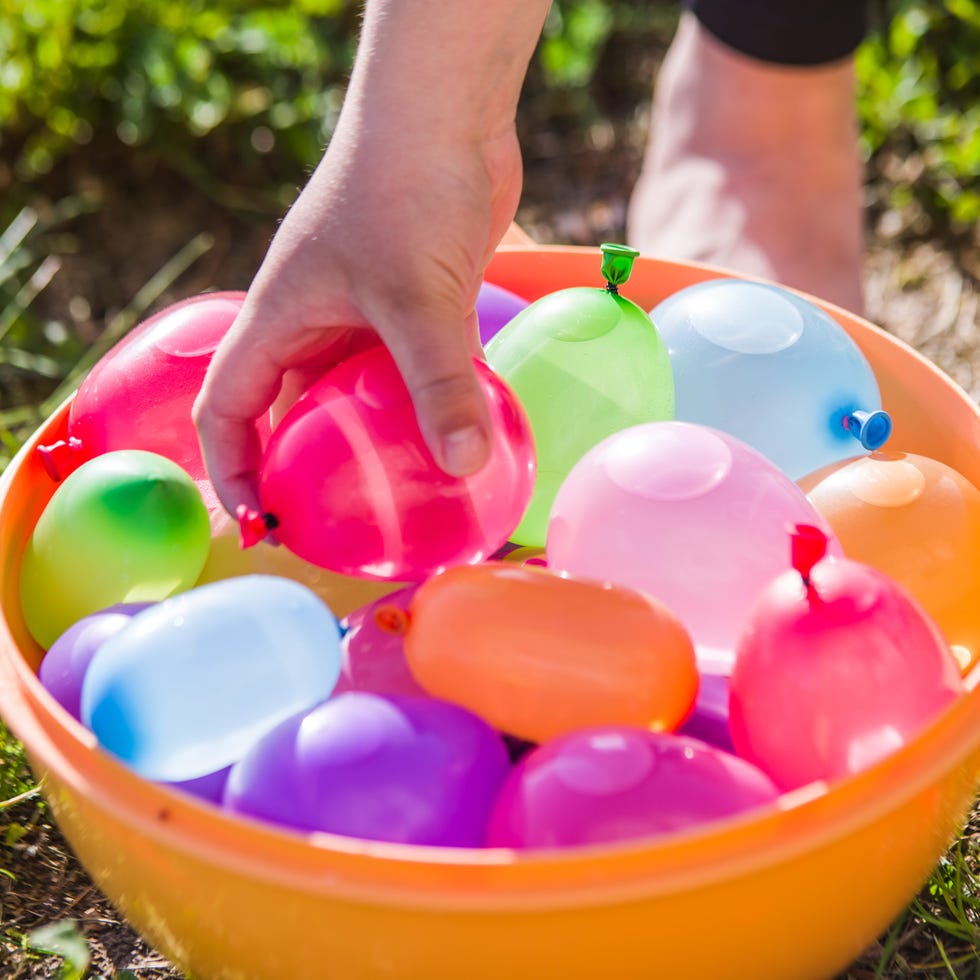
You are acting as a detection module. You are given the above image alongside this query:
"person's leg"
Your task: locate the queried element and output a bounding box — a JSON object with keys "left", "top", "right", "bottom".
{"left": 627, "top": 9, "right": 867, "bottom": 313}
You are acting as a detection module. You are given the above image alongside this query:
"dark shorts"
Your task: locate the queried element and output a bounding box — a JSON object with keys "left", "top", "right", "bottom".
{"left": 685, "top": 1, "right": 869, "bottom": 65}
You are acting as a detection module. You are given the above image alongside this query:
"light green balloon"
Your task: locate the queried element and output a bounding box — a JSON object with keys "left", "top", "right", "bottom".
{"left": 486, "top": 248, "right": 674, "bottom": 546}
{"left": 20, "top": 449, "right": 211, "bottom": 648}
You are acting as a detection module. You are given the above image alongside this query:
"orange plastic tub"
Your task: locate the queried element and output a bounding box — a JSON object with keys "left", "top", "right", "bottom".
{"left": 2, "top": 246, "right": 979, "bottom": 980}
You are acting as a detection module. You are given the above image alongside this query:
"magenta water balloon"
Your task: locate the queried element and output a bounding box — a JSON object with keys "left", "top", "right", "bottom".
{"left": 730, "top": 524, "right": 964, "bottom": 790}
{"left": 477, "top": 281, "right": 530, "bottom": 347}
{"left": 38, "top": 603, "right": 151, "bottom": 721}
{"left": 248, "top": 347, "right": 536, "bottom": 581}
{"left": 485, "top": 728, "right": 780, "bottom": 849}
{"left": 547, "top": 421, "right": 843, "bottom": 672}
{"left": 224, "top": 693, "right": 511, "bottom": 847}
{"left": 335, "top": 585, "right": 427, "bottom": 699}
{"left": 36, "top": 292, "right": 252, "bottom": 512}
{"left": 651, "top": 279, "right": 891, "bottom": 480}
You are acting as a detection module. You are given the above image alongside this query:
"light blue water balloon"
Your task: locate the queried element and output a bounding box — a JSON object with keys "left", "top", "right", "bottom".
{"left": 651, "top": 279, "right": 891, "bottom": 480}
{"left": 81, "top": 575, "right": 342, "bottom": 781}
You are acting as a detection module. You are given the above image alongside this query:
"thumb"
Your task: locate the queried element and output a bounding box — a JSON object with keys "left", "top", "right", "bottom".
{"left": 381, "top": 309, "right": 493, "bottom": 478}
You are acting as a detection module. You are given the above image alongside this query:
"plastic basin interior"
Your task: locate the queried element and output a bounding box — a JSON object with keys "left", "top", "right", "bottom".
{"left": 1, "top": 246, "right": 979, "bottom": 980}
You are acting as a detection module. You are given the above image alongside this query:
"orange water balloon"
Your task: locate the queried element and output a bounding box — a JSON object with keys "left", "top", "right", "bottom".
{"left": 800, "top": 450, "right": 980, "bottom": 673}
{"left": 384, "top": 561, "right": 698, "bottom": 744}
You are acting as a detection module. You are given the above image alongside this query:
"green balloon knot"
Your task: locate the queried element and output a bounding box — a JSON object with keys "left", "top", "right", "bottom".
{"left": 600, "top": 243, "right": 640, "bottom": 293}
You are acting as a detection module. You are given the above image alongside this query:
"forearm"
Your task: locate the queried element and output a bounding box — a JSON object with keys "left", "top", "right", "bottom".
{"left": 347, "top": 0, "right": 552, "bottom": 144}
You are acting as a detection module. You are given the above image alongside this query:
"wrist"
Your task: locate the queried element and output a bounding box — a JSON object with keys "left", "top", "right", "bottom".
{"left": 348, "top": 0, "right": 550, "bottom": 142}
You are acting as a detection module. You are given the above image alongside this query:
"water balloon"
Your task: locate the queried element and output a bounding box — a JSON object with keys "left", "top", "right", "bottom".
{"left": 81, "top": 575, "right": 342, "bottom": 781}
{"left": 651, "top": 279, "right": 891, "bottom": 480}
{"left": 486, "top": 244, "right": 674, "bottom": 546}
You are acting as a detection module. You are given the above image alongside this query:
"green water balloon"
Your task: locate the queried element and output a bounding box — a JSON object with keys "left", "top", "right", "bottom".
{"left": 20, "top": 449, "right": 211, "bottom": 648}
{"left": 485, "top": 244, "right": 675, "bottom": 546}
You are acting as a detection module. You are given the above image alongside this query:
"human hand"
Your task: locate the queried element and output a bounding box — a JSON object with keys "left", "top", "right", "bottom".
{"left": 193, "top": 112, "right": 523, "bottom": 520}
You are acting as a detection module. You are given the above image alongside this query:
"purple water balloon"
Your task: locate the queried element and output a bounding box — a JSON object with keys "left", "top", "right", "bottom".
{"left": 678, "top": 672, "right": 734, "bottom": 753}
{"left": 477, "top": 281, "right": 530, "bottom": 347}
{"left": 163, "top": 765, "right": 232, "bottom": 805}
{"left": 486, "top": 727, "right": 780, "bottom": 849}
{"left": 38, "top": 603, "right": 151, "bottom": 720}
{"left": 224, "top": 692, "right": 511, "bottom": 847}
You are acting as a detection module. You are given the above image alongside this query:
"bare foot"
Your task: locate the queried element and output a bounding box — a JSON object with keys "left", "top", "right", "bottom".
{"left": 627, "top": 12, "right": 865, "bottom": 314}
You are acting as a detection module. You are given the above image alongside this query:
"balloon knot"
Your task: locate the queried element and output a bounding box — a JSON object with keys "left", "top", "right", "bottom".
{"left": 35, "top": 436, "right": 84, "bottom": 482}
{"left": 789, "top": 523, "right": 828, "bottom": 588}
{"left": 373, "top": 604, "right": 411, "bottom": 637}
{"left": 237, "top": 506, "right": 278, "bottom": 549}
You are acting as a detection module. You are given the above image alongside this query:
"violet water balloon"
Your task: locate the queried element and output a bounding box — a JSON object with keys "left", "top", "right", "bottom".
{"left": 38, "top": 603, "right": 151, "bottom": 720}
{"left": 651, "top": 279, "right": 891, "bottom": 480}
{"left": 224, "top": 692, "right": 511, "bottom": 847}
{"left": 477, "top": 280, "right": 530, "bottom": 347}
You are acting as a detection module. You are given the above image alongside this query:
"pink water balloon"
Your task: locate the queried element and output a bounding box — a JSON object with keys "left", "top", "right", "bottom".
{"left": 547, "top": 421, "right": 842, "bottom": 672}
{"left": 243, "top": 347, "right": 536, "bottom": 581}
{"left": 485, "top": 727, "right": 780, "bottom": 849}
{"left": 729, "top": 525, "right": 964, "bottom": 790}
{"left": 36, "top": 292, "right": 266, "bottom": 513}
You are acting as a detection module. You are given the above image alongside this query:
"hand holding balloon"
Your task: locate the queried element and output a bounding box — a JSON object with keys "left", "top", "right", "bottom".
{"left": 242, "top": 348, "right": 535, "bottom": 581}
{"left": 191, "top": 30, "right": 545, "bottom": 521}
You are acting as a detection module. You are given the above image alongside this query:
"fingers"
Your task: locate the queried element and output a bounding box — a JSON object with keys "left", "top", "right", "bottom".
{"left": 193, "top": 306, "right": 290, "bottom": 518}
{"left": 381, "top": 306, "right": 493, "bottom": 477}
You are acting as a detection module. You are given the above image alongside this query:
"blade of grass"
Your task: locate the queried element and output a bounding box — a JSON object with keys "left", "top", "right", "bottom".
{"left": 0, "top": 255, "right": 61, "bottom": 345}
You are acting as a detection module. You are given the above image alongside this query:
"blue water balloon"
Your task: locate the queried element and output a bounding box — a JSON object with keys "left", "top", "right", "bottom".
{"left": 81, "top": 575, "right": 342, "bottom": 781}
{"left": 651, "top": 280, "right": 891, "bottom": 480}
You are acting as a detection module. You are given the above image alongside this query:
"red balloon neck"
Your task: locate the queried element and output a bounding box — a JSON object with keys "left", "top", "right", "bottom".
{"left": 35, "top": 436, "right": 85, "bottom": 482}
{"left": 373, "top": 604, "right": 411, "bottom": 637}
{"left": 237, "top": 506, "right": 277, "bottom": 549}
{"left": 790, "top": 523, "right": 828, "bottom": 588}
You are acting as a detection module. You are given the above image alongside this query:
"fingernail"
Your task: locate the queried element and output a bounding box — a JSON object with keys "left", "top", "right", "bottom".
{"left": 441, "top": 426, "right": 490, "bottom": 477}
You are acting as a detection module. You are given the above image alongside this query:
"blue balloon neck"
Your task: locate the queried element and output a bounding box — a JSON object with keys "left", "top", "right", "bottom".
{"left": 845, "top": 409, "right": 893, "bottom": 451}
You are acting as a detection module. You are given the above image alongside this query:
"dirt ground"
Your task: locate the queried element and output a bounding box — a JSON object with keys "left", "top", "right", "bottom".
{"left": 2, "top": 64, "right": 979, "bottom": 980}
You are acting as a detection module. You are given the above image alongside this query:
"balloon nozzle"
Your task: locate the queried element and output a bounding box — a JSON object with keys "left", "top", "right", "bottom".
{"left": 36, "top": 436, "right": 85, "bottom": 482}
{"left": 237, "top": 506, "right": 278, "bottom": 549}
{"left": 789, "top": 523, "right": 828, "bottom": 588}
{"left": 373, "top": 603, "right": 411, "bottom": 637}
{"left": 600, "top": 243, "right": 640, "bottom": 293}
{"left": 844, "top": 409, "right": 892, "bottom": 451}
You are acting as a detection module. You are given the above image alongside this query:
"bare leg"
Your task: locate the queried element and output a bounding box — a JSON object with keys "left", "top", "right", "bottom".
{"left": 627, "top": 12, "right": 865, "bottom": 314}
